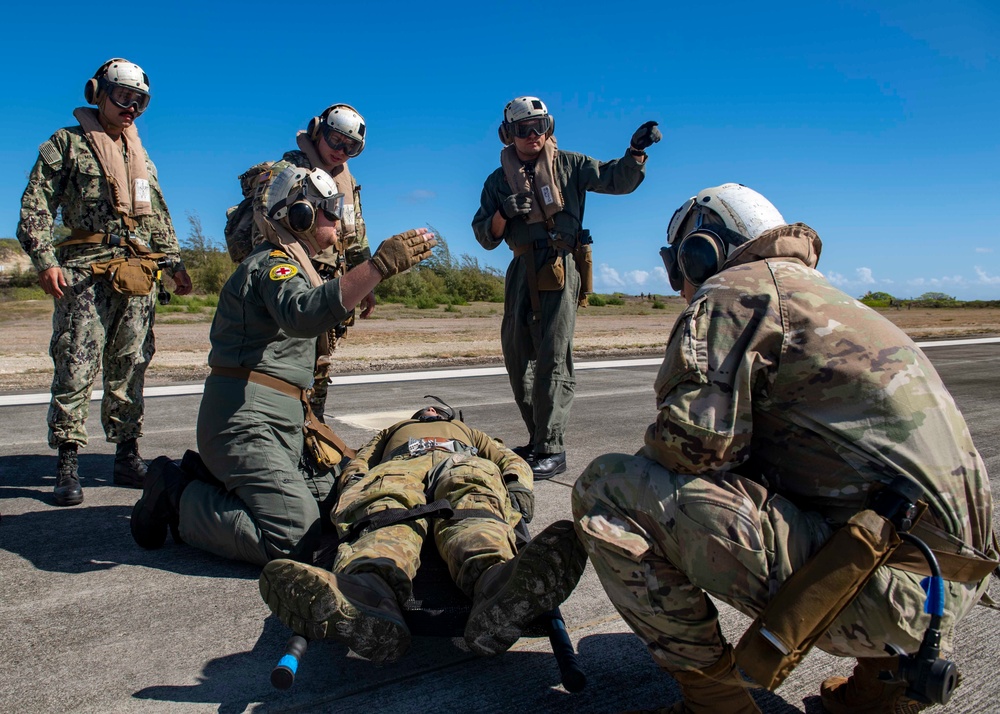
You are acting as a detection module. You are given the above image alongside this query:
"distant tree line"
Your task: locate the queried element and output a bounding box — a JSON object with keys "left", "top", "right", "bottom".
{"left": 859, "top": 291, "right": 1000, "bottom": 309}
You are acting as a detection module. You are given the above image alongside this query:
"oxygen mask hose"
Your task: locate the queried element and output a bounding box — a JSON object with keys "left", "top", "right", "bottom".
{"left": 874, "top": 477, "right": 959, "bottom": 705}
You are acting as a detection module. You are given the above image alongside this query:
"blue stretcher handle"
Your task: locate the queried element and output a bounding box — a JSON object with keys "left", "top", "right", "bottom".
{"left": 543, "top": 608, "right": 586, "bottom": 692}
{"left": 271, "top": 635, "right": 308, "bottom": 690}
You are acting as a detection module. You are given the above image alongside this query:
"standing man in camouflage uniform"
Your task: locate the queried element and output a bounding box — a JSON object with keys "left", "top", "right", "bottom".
{"left": 131, "top": 165, "right": 435, "bottom": 566}
{"left": 259, "top": 402, "right": 587, "bottom": 663}
{"left": 16, "top": 58, "right": 192, "bottom": 507}
{"left": 571, "top": 184, "right": 997, "bottom": 713}
{"left": 472, "top": 96, "right": 660, "bottom": 479}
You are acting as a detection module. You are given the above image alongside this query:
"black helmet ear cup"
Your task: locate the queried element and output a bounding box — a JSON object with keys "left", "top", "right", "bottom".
{"left": 307, "top": 115, "right": 322, "bottom": 141}
{"left": 287, "top": 201, "right": 315, "bottom": 233}
{"left": 498, "top": 123, "right": 512, "bottom": 145}
{"left": 84, "top": 78, "right": 99, "bottom": 104}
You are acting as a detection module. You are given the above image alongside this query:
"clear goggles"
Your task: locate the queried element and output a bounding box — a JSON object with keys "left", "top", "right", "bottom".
{"left": 102, "top": 80, "right": 150, "bottom": 114}
{"left": 511, "top": 116, "right": 552, "bottom": 139}
{"left": 322, "top": 126, "right": 363, "bottom": 158}
{"left": 311, "top": 191, "right": 345, "bottom": 222}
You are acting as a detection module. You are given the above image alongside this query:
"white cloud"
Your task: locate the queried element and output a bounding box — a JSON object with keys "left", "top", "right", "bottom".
{"left": 856, "top": 267, "right": 876, "bottom": 285}
{"left": 403, "top": 189, "right": 436, "bottom": 203}
{"left": 906, "top": 275, "right": 968, "bottom": 288}
{"left": 825, "top": 270, "right": 847, "bottom": 286}
{"left": 626, "top": 270, "right": 650, "bottom": 286}
{"left": 597, "top": 264, "right": 625, "bottom": 288}
{"left": 974, "top": 267, "right": 1000, "bottom": 284}
{"left": 975, "top": 247, "right": 993, "bottom": 253}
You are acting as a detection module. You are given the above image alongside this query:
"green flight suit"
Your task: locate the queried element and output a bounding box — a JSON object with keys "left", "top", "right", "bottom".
{"left": 472, "top": 149, "right": 645, "bottom": 453}
{"left": 16, "top": 121, "right": 181, "bottom": 448}
{"left": 572, "top": 223, "right": 996, "bottom": 672}
{"left": 183, "top": 242, "right": 352, "bottom": 566}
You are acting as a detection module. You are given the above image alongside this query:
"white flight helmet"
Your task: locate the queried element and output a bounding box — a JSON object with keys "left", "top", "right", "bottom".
{"left": 262, "top": 166, "right": 344, "bottom": 250}
{"left": 309, "top": 104, "right": 367, "bottom": 158}
{"left": 84, "top": 58, "right": 151, "bottom": 114}
{"left": 499, "top": 96, "right": 554, "bottom": 145}
{"left": 661, "top": 183, "right": 785, "bottom": 291}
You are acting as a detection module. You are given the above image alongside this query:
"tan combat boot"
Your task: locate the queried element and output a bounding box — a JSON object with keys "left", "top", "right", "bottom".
{"left": 662, "top": 644, "right": 761, "bottom": 714}
{"left": 260, "top": 560, "right": 411, "bottom": 664}
{"left": 464, "top": 519, "right": 588, "bottom": 656}
{"left": 821, "top": 657, "right": 929, "bottom": 713}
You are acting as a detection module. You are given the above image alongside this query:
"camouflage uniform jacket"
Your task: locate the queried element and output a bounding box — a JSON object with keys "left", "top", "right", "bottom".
{"left": 643, "top": 222, "right": 993, "bottom": 556}
{"left": 17, "top": 125, "right": 181, "bottom": 273}
{"left": 207, "top": 242, "right": 352, "bottom": 390}
{"left": 280, "top": 150, "right": 370, "bottom": 268}
{"left": 472, "top": 149, "right": 645, "bottom": 251}
{"left": 342, "top": 418, "right": 533, "bottom": 492}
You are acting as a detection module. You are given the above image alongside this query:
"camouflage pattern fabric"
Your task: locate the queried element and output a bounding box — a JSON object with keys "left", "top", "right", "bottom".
{"left": 47, "top": 264, "right": 155, "bottom": 447}
{"left": 332, "top": 420, "right": 531, "bottom": 602}
{"left": 472, "top": 150, "right": 646, "bottom": 453}
{"left": 17, "top": 124, "right": 180, "bottom": 448}
{"left": 572, "top": 454, "right": 987, "bottom": 671}
{"left": 572, "top": 223, "right": 994, "bottom": 672}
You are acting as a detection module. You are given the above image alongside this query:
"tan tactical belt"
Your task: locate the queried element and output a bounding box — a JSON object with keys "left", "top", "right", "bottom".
{"left": 209, "top": 366, "right": 355, "bottom": 463}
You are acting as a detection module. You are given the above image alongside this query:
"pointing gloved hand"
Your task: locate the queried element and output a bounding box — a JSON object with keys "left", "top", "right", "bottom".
{"left": 506, "top": 482, "right": 534, "bottom": 523}
{"left": 630, "top": 121, "right": 662, "bottom": 152}
{"left": 498, "top": 192, "right": 533, "bottom": 221}
{"left": 371, "top": 227, "right": 437, "bottom": 278}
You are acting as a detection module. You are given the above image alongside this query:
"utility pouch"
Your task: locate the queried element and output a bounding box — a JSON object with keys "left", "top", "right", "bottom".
{"left": 735, "top": 509, "right": 903, "bottom": 690}
{"left": 302, "top": 402, "right": 356, "bottom": 469}
{"left": 90, "top": 256, "right": 160, "bottom": 296}
{"left": 537, "top": 254, "right": 565, "bottom": 291}
{"left": 574, "top": 230, "right": 594, "bottom": 306}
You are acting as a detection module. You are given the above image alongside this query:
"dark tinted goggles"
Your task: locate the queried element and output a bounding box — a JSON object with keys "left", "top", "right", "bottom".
{"left": 103, "top": 82, "right": 150, "bottom": 113}
{"left": 322, "top": 127, "right": 363, "bottom": 157}
{"left": 511, "top": 116, "right": 552, "bottom": 139}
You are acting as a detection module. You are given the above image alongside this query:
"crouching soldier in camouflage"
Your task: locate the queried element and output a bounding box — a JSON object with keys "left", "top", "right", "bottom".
{"left": 130, "top": 165, "right": 435, "bottom": 565}
{"left": 16, "top": 58, "right": 192, "bottom": 506}
{"left": 572, "top": 184, "right": 997, "bottom": 713}
{"left": 259, "top": 402, "right": 588, "bottom": 663}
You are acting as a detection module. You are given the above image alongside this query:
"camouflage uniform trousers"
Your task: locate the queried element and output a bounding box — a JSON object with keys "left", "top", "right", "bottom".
{"left": 572, "top": 453, "right": 988, "bottom": 671}
{"left": 501, "top": 249, "right": 581, "bottom": 453}
{"left": 47, "top": 263, "right": 155, "bottom": 448}
{"left": 333, "top": 450, "right": 520, "bottom": 602}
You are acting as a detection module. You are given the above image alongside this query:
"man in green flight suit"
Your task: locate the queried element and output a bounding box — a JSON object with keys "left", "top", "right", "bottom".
{"left": 259, "top": 401, "right": 588, "bottom": 663}
{"left": 16, "top": 58, "right": 192, "bottom": 507}
{"left": 130, "top": 165, "right": 435, "bottom": 566}
{"left": 472, "top": 96, "right": 660, "bottom": 479}
{"left": 571, "top": 184, "right": 997, "bottom": 713}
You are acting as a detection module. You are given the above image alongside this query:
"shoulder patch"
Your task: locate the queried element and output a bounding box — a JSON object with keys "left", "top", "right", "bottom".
{"left": 39, "top": 140, "right": 62, "bottom": 170}
{"left": 269, "top": 249, "right": 288, "bottom": 259}
{"left": 269, "top": 263, "right": 299, "bottom": 281}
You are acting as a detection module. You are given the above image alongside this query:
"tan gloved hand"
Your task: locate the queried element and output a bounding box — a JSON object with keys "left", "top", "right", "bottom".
{"left": 370, "top": 228, "right": 437, "bottom": 278}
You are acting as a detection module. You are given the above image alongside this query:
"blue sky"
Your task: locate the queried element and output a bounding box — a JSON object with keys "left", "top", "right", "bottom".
{"left": 2, "top": 1, "right": 998, "bottom": 299}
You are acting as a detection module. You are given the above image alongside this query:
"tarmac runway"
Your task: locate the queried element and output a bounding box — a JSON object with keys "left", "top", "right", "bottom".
{"left": 1, "top": 341, "right": 999, "bottom": 713}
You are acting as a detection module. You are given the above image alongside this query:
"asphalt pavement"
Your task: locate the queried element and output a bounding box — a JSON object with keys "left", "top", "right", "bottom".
{"left": 1, "top": 343, "right": 999, "bottom": 713}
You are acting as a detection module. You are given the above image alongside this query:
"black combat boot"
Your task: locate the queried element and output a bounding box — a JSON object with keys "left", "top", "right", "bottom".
{"left": 130, "top": 456, "right": 190, "bottom": 549}
{"left": 114, "top": 438, "right": 148, "bottom": 488}
{"left": 54, "top": 444, "right": 84, "bottom": 507}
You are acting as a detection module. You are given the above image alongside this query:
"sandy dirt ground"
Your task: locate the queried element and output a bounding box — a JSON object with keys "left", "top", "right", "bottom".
{"left": 2, "top": 299, "right": 999, "bottom": 392}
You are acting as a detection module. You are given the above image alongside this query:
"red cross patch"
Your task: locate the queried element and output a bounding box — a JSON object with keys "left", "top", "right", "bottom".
{"left": 268, "top": 264, "right": 299, "bottom": 281}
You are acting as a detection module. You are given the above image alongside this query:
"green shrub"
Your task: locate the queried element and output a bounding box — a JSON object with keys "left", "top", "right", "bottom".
{"left": 652, "top": 300, "right": 666, "bottom": 309}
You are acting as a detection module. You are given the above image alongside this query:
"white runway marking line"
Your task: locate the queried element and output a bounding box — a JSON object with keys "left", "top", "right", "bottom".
{"left": 1, "top": 337, "right": 998, "bottom": 407}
